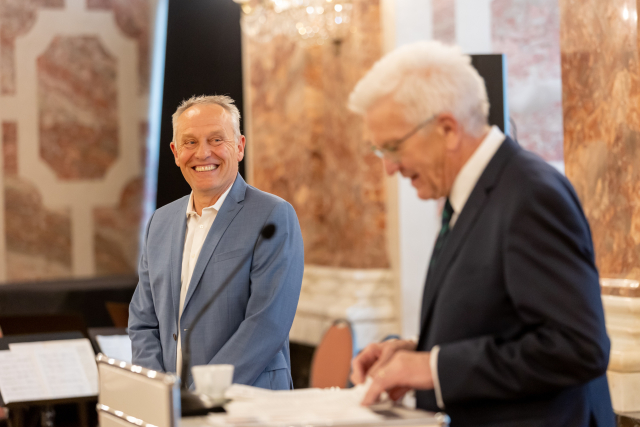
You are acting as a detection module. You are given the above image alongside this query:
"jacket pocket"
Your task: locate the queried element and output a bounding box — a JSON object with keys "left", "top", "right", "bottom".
{"left": 213, "top": 248, "right": 246, "bottom": 263}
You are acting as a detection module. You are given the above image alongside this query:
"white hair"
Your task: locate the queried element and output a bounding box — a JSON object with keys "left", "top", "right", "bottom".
{"left": 348, "top": 41, "right": 489, "bottom": 137}
{"left": 172, "top": 94, "right": 242, "bottom": 142}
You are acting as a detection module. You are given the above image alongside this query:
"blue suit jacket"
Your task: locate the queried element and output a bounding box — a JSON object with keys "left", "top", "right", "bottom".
{"left": 128, "top": 174, "right": 304, "bottom": 389}
{"left": 416, "top": 138, "right": 614, "bottom": 427}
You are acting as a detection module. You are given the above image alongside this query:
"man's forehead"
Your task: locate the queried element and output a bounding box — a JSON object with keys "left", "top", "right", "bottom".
{"left": 367, "top": 97, "right": 407, "bottom": 121}
{"left": 177, "top": 104, "right": 232, "bottom": 134}
{"left": 181, "top": 103, "right": 227, "bottom": 121}
{"left": 365, "top": 98, "right": 411, "bottom": 135}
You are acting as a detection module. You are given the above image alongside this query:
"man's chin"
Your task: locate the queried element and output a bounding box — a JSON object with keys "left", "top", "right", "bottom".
{"left": 415, "top": 186, "right": 437, "bottom": 201}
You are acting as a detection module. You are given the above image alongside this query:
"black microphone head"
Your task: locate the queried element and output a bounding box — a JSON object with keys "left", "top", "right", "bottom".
{"left": 261, "top": 223, "right": 276, "bottom": 239}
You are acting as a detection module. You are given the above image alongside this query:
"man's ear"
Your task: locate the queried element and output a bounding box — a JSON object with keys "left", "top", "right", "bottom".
{"left": 170, "top": 141, "right": 180, "bottom": 166}
{"left": 236, "top": 135, "right": 246, "bottom": 162}
{"left": 438, "top": 114, "right": 461, "bottom": 151}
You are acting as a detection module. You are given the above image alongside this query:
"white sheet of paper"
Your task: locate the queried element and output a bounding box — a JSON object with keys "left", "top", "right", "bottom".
{"left": 37, "top": 347, "right": 92, "bottom": 398}
{"left": 96, "top": 335, "right": 132, "bottom": 364}
{"left": 0, "top": 351, "right": 49, "bottom": 403}
{"left": 4, "top": 338, "right": 98, "bottom": 400}
{"left": 10, "top": 339, "right": 98, "bottom": 395}
{"left": 221, "top": 379, "right": 383, "bottom": 426}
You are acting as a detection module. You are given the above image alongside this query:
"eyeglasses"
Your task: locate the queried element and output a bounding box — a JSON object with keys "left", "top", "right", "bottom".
{"left": 370, "top": 115, "right": 437, "bottom": 161}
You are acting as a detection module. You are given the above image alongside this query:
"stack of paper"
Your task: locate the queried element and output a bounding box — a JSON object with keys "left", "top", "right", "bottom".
{"left": 0, "top": 339, "right": 98, "bottom": 404}
{"left": 209, "top": 379, "right": 382, "bottom": 426}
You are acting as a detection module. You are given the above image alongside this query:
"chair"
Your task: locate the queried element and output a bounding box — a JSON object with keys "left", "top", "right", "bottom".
{"left": 105, "top": 302, "right": 129, "bottom": 328}
{"left": 309, "top": 319, "right": 354, "bottom": 389}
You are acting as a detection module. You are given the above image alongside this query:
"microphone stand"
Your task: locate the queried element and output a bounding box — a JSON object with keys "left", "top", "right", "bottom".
{"left": 180, "top": 223, "right": 276, "bottom": 416}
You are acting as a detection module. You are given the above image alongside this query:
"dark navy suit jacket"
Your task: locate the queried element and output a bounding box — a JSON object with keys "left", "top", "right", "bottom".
{"left": 415, "top": 137, "right": 615, "bottom": 427}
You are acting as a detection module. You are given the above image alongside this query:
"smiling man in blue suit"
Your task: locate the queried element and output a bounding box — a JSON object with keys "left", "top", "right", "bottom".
{"left": 129, "top": 95, "right": 304, "bottom": 390}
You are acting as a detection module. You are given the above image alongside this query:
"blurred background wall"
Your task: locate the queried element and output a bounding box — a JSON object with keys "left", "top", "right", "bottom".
{"left": 0, "top": 0, "right": 152, "bottom": 282}
{"left": 3, "top": 0, "right": 639, "bottom": 352}
{"left": 244, "top": 0, "right": 395, "bottom": 349}
{"left": 561, "top": 0, "right": 640, "bottom": 280}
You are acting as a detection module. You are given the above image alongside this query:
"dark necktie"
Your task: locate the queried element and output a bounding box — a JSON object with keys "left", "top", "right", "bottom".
{"left": 428, "top": 198, "right": 454, "bottom": 272}
{"left": 419, "top": 198, "right": 454, "bottom": 332}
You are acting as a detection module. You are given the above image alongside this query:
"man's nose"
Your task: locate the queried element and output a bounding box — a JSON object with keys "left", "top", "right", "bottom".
{"left": 383, "top": 158, "right": 400, "bottom": 175}
{"left": 195, "top": 141, "right": 211, "bottom": 158}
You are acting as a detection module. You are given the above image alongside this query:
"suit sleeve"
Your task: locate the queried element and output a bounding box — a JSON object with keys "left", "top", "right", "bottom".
{"left": 128, "top": 212, "right": 165, "bottom": 372}
{"left": 436, "top": 174, "right": 610, "bottom": 403}
{"left": 207, "top": 201, "right": 304, "bottom": 384}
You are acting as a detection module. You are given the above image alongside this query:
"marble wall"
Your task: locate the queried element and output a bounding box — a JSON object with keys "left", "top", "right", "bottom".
{"left": 492, "top": 0, "right": 564, "bottom": 162}
{"left": 0, "top": 0, "right": 151, "bottom": 281}
{"left": 561, "top": 1, "right": 640, "bottom": 410}
{"left": 432, "top": 0, "right": 455, "bottom": 45}
{"left": 561, "top": 0, "right": 640, "bottom": 280}
{"left": 246, "top": 0, "right": 388, "bottom": 269}
{"left": 432, "top": 0, "right": 564, "bottom": 163}
{"left": 245, "top": 0, "right": 395, "bottom": 346}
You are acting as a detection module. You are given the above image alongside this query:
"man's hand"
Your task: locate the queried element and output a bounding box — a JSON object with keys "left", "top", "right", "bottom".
{"left": 351, "top": 339, "right": 417, "bottom": 385}
{"left": 361, "top": 350, "right": 434, "bottom": 406}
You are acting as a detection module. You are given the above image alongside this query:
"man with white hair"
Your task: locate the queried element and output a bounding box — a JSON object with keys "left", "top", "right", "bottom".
{"left": 349, "top": 42, "right": 614, "bottom": 426}
{"left": 129, "top": 95, "right": 304, "bottom": 390}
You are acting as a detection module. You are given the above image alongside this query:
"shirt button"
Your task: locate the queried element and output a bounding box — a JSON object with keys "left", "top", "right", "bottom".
{"left": 199, "top": 225, "right": 204, "bottom": 229}
{"left": 173, "top": 333, "right": 177, "bottom": 341}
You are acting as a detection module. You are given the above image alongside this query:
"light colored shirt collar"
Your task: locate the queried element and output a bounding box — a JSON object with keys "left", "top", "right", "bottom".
{"left": 449, "top": 126, "right": 505, "bottom": 221}
{"left": 185, "top": 179, "right": 235, "bottom": 218}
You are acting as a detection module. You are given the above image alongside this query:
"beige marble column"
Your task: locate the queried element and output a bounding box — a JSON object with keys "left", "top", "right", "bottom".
{"left": 561, "top": 0, "right": 640, "bottom": 411}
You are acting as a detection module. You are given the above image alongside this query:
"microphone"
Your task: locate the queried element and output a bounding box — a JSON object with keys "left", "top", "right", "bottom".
{"left": 180, "top": 223, "right": 277, "bottom": 416}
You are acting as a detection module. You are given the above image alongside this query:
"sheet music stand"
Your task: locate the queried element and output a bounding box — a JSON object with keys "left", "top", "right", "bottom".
{"left": 0, "top": 332, "right": 96, "bottom": 427}
{"left": 96, "top": 353, "right": 180, "bottom": 427}
{"left": 87, "top": 327, "right": 127, "bottom": 355}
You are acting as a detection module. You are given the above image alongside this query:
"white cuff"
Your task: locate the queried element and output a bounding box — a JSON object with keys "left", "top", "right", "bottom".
{"left": 429, "top": 346, "right": 444, "bottom": 409}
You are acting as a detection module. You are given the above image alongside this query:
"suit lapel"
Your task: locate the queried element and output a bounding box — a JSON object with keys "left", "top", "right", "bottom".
{"left": 418, "top": 137, "right": 521, "bottom": 340}
{"left": 170, "top": 196, "right": 190, "bottom": 324}
{"left": 181, "top": 174, "right": 247, "bottom": 316}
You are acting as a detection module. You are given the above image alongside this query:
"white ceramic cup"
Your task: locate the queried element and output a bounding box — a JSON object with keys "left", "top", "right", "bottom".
{"left": 191, "top": 364, "right": 234, "bottom": 399}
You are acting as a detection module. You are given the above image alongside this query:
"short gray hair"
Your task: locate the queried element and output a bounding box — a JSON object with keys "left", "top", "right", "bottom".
{"left": 172, "top": 94, "right": 242, "bottom": 142}
{"left": 348, "top": 41, "right": 489, "bottom": 137}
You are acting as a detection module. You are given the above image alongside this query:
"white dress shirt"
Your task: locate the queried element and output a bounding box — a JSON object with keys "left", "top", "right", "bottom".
{"left": 176, "top": 181, "right": 234, "bottom": 374}
{"left": 429, "top": 126, "right": 506, "bottom": 408}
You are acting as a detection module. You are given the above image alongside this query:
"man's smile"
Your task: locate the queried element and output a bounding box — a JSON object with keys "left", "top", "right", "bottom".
{"left": 192, "top": 164, "right": 219, "bottom": 172}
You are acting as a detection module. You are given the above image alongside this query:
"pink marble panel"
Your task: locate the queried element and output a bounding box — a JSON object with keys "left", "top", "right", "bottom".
{"left": 2, "top": 122, "right": 17, "bottom": 177}
{"left": 561, "top": 0, "right": 640, "bottom": 279}
{"left": 432, "top": 0, "right": 455, "bottom": 45}
{"left": 0, "top": 0, "right": 64, "bottom": 95}
{"left": 37, "top": 35, "right": 119, "bottom": 179}
{"left": 0, "top": 0, "right": 152, "bottom": 281}
{"left": 94, "top": 177, "right": 143, "bottom": 274}
{"left": 2, "top": 121, "right": 73, "bottom": 281}
{"left": 86, "top": 0, "right": 110, "bottom": 7}
{"left": 87, "top": 0, "right": 150, "bottom": 93}
{"left": 492, "top": 0, "right": 563, "bottom": 161}
{"left": 248, "top": 0, "right": 389, "bottom": 268}
{"left": 5, "top": 176, "right": 72, "bottom": 281}
{"left": 94, "top": 121, "right": 146, "bottom": 274}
